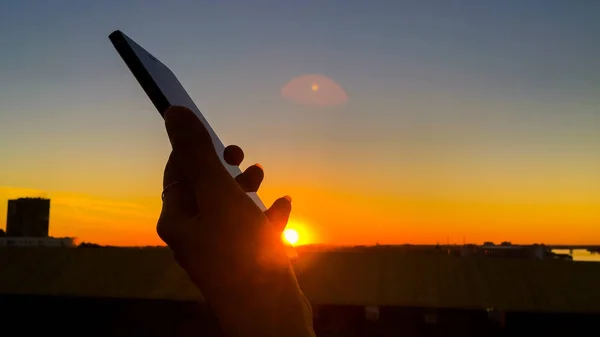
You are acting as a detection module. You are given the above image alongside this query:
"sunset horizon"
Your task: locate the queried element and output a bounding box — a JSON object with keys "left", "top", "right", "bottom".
{"left": 1, "top": 187, "right": 598, "bottom": 247}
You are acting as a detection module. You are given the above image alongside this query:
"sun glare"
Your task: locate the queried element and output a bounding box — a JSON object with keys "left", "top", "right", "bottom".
{"left": 283, "top": 228, "right": 300, "bottom": 245}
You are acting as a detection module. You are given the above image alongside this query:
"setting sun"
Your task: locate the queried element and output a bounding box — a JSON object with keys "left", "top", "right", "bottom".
{"left": 283, "top": 228, "right": 299, "bottom": 245}
{"left": 311, "top": 83, "right": 319, "bottom": 92}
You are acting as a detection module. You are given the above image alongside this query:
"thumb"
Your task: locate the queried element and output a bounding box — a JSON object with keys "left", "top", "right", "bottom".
{"left": 264, "top": 196, "right": 292, "bottom": 233}
{"left": 164, "top": 106, "right": 225, "bottom": 196}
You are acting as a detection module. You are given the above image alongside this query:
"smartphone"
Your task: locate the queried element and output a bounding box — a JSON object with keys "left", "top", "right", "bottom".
{"left": 109, "top": 30, "right": 266, "bottom": 211}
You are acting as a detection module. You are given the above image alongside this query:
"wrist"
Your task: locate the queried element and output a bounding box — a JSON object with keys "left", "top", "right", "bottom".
{"left": 200, "top": 259, "right": 313, "bottom": 337}
{"left": 176, "top": 223, "right": 291, "bottom": 294}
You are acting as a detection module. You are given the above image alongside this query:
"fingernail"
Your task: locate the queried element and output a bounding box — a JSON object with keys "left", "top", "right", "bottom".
{"left": 254, "top": 163, "right": 263, "bottom": 169}
{"left": 284, "top": 195, "right": 292, "bottom": 202}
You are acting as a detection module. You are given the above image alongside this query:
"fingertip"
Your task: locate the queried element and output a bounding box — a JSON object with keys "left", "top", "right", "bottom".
{"left": 265, "top": 196, "right": 293, "bottom": 232}
{"left": 164, "top": 106, "right": 204, "bottom": 137}
{"left": 275, "top": 196, "right": 292, "bottom": 212}
{"left": 224, "top": 145, "right": 244, "bottom": 166}
{"left": 254, "top": 163, "right": 263, "bottom": 170}
{"left": 247, "top": 164, "right": 265, "bottom": 180}
{"left": 164, "top": 105, "right": 192, "bottom": 122}
{"left": 235, "top": 164, "right": 265, "bottom": 192}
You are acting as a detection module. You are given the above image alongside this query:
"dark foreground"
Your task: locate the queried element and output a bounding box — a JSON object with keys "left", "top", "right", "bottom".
{"left": 1, "top": 294, "right": 597, "bottom": 337}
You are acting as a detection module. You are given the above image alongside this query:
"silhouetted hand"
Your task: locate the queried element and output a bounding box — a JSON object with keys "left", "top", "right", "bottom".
{"left": 156, "top": 106, "right": 293, "bottom": 292}
{"left": 156, "top": 106, "right": 315, "bottom": 337}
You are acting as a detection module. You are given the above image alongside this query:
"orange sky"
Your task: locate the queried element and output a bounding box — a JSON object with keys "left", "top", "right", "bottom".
{"left": 1, "top": 168, "right": 599, "bottom": 247}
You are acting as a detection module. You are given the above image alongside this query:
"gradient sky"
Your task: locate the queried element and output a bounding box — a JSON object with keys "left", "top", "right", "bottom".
{"left": 1, "top": 0, "right": 599, "bottom": 246}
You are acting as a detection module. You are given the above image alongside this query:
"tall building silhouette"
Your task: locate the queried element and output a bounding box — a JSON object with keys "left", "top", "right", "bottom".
{"left": 6, "top": 198, "right": 50, "bottom": 237}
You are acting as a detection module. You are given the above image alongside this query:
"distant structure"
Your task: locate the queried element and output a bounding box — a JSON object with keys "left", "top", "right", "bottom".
{"left": 2, "top": 197, "right": 75, "bottom": 248}
{"left": 0, "top": 237, "right": 75, "bottom": 248}
{"left": 6, "top": 197, "right": 50, "bottom": 237}
{"left": 459, "top": 241, "right": 571, "bottom": 260}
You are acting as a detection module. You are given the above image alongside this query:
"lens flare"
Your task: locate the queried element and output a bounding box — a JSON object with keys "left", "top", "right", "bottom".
{"left": 281, "top": 74, "right": 348, "bottom": 106}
